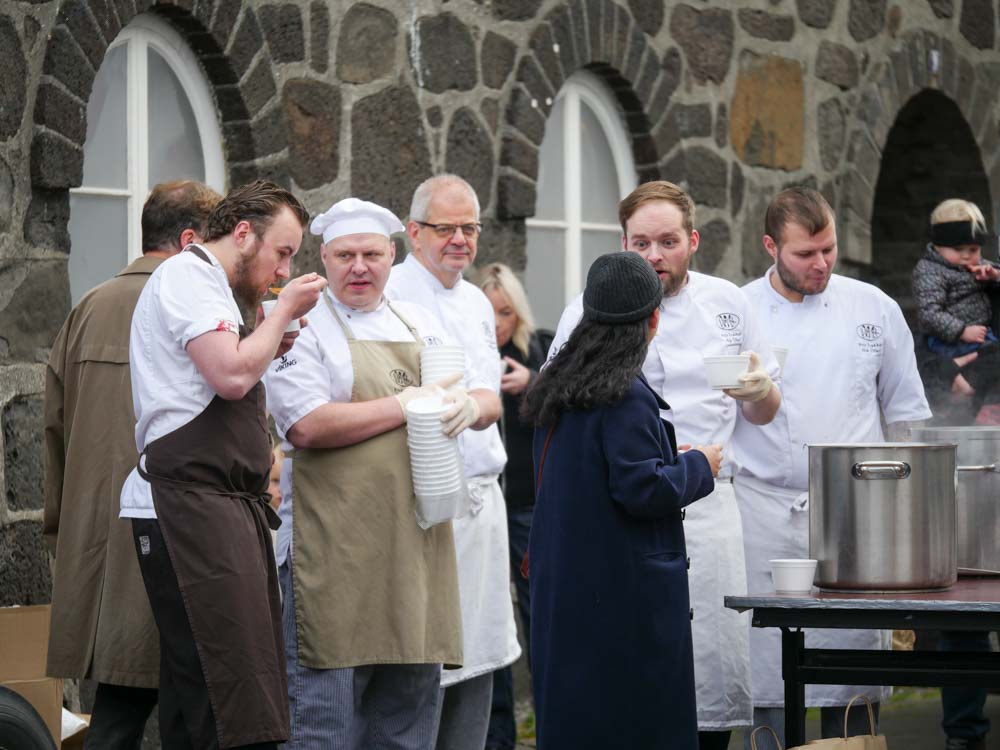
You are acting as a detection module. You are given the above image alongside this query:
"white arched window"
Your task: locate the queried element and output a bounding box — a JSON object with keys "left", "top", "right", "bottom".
{"left": 525, "top": 70, "right": 638, "bottom": 329}
{"left": 68, "top": 13, "right": 225, "bottom": 303}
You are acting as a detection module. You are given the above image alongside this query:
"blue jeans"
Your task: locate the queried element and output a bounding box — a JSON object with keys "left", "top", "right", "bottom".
{"left": 927, "top": 329, "right": 998, "bottom": 358}
{"left": 940, "top": 630, "right": 992, "bottom": 741}
{"left": 486, "top": 507, "right": 533, "bottom": 749}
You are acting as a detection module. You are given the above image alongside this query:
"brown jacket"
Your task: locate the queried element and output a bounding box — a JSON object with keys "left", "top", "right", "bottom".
{"left": 44, "top": 255, "right": 164, "bottom": 687}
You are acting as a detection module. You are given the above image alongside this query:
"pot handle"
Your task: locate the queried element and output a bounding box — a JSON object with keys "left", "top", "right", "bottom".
{"left": 851, "top": 461, "right": 911, "bottom": 480}
{"left": 957, "top": 463, "right": 1000, "bottom": 473}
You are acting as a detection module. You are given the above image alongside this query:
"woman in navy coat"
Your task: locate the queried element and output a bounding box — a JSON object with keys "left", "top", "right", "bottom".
{"left": 521, "top": 252, "right": 720, "bottom": 750}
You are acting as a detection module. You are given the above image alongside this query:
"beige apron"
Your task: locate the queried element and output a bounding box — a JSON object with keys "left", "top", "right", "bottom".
{"left": 291, "top": 296, "right": 463, "bottom": 670}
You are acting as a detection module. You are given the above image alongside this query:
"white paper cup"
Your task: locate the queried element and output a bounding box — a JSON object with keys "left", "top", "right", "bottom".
{"left": 772, "top": 346, "right": 789, "bottom": 372}
{"left": 770, "top": 559, "right": 817, "bottom": 594}
{"left": 421, "top": 345, "right": 465, "bottom": 383}
{"left": 703, "top": 354, "right": 750, "bottom": 390}
{"left": 261, "top": 300, "right": 300, "bottom": 332}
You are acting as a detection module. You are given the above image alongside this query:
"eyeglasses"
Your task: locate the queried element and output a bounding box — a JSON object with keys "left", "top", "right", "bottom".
{"left": 415, "top": 221, "right": 483, "bottom": 239}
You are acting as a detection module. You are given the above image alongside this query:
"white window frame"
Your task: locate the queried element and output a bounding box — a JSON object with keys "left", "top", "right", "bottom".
{"left": 526, "top": 69, "right": 638, "bottom": 304}
{"left": 70, "top": 13, "right": 225, "bottom": 263}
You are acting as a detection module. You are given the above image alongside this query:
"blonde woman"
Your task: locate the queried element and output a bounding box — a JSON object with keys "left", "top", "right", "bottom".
{"left": 477, "top": 263, "right": 551, "bottom": 750}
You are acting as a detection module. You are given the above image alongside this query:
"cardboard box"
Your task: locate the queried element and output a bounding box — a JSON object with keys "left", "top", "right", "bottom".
{"left": 4, "top": 677, "right": 62, "bottom": 747}
{"left": 0, "top": 605, "right": 51, "bottom": 681}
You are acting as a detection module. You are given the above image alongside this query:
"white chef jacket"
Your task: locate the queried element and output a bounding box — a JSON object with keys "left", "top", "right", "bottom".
{"left": 386, "top": 254, "right": 507, "bottom": 478}
{"left": 119, "top": 245, "right": 244, "bottom": 519}
{"left": 732, "top": 269, "right": 931, "bottom": 708}
{"left": 263, "top": 290, "right": 453, "bottom": 567}
{"left": 734, "top": 270, "right": 932, "bottom": 488}
{"left": 548, "top": 270, "right": 779, "bottom": 729}
{"left": 385, "top": 254, "right": 520, "bottom": 687}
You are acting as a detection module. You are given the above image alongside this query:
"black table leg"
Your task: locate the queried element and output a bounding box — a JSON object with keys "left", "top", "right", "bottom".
{"left": 782, "top": 627, "right": 806, "bottom": 746}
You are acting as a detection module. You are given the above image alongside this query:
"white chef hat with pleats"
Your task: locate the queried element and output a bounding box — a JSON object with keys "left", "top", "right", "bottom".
{"left": 310, "top": 198, "right": 405, "bottom": 244}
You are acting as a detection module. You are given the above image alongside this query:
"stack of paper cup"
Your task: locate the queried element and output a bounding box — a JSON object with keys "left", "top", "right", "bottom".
{"left": 405, "top": 396, "right": 470, "bottom": 529}
{"left": 420, "top": 345, "right": 465, "bottom": 386}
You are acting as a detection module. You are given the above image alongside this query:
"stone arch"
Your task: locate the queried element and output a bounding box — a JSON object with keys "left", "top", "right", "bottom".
{"left": 835, "top": 30, "right": 1000, "bottom": 278}
{"left": 28, "top": 0, "right": 289, "bottom": 252}
{"left": 868, "top": 90, "right": 990, "bottom": 319}
{"left": 495, "top": 0, "right": 675, "bottom": 220}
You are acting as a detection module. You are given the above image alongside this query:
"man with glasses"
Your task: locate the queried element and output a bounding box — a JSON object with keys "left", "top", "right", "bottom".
{"left": 387, "top": 174, "right": 521, "bottom": 750}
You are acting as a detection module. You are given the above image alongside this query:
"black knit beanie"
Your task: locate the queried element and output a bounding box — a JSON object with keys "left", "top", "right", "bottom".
{"left": 582, "top": 252, "right": 663, "bottom": 323}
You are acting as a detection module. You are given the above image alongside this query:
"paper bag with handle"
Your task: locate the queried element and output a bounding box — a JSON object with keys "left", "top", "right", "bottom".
{"left": 748, "top": 694, "right": 887, "bottom": 750}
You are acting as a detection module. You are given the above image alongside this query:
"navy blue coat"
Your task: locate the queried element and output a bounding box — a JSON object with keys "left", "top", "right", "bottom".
{"left": 529, "top": 376, "right": 715, "bottom": 750}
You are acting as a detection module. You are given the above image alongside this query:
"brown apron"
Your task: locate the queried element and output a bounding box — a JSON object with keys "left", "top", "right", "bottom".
{"left": 290, "top": 295, "right": 462, "bottom": 669}
{"left": 138, "top": 246, "right": 288, "bottom": 748}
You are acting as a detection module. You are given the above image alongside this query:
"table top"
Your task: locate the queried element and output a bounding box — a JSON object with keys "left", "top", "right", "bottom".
{"left": 725, "top": 576, "right": 1000, "bottom": 614}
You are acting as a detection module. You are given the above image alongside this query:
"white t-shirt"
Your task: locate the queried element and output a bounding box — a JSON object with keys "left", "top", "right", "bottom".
{"left": 385, "top": 254, "right": 508, "bottom": 479}
{"left": 119, "top": 246, "right": 244, "bottom": 519}
{"left": 732, "top": 270, "right": 932, "bottom": 489}
{"left": 549, "top": 270, "right": 780, "bottom": 477}
{"left": 264, "top": 290, "right": 454, "bottom": 566}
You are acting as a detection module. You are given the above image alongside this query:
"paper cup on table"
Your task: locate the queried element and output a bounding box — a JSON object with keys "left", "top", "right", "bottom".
{"left": 703, "top": 354, "right": 750, "bottom": 390}
{"left": 770, "top": 559, "right": 817, "bottom": 594}
{"left": 261, "top": 300, "right": 300, "bottom": 332}
{"left": 405, "top": 395, "right": 471, "bottom": 528}
{"left": 772, "top": 346, "right": 789, "bottom": 372}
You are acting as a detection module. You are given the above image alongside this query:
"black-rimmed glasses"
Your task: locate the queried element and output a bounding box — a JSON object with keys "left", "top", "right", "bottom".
{"left": 415, "top": 221, "right": 483, "bottom": 239}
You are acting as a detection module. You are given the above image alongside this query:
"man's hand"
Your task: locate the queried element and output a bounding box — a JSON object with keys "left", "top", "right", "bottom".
{"left": 960, "top": 325, "right": 988, "bottom": 344}
{"left": 441, "top": 388, "right": 481, "bottom": 438}
{"left": 952, "top": 373, "right": 976, "bottom": 396}
{"left": 693, "top": 443, "right": 723, "bottom": 477}
{"left": 276, "top": 273, "right": 327, "bottom": 322}
{"left": 394, "top": 373, "right": 462, "bottom": 419}
{"left": 500, "top": 357, "right": 532, "bottom": 395}
{"left": 971, "top": 263, "right": 1000, "bottom": 282}
{"left": 723, "top": 351, "right": 773, "bottom": 402}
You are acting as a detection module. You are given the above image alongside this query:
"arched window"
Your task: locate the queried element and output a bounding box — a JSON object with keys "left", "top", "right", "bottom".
{"left": 525, "top": 70, "right": 638, "bottom": 329}
{"left": 68, "top": 13, "right": 225, "bottom": 303}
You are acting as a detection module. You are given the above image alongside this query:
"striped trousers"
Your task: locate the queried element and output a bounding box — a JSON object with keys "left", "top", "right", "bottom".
{"left": 279, "top": 561, "right": 442, "bottom": 750}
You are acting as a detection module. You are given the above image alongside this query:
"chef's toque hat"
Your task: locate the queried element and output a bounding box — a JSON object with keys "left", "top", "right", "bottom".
{"left": 310, "top": 198, "right": 405, "bottom": 245}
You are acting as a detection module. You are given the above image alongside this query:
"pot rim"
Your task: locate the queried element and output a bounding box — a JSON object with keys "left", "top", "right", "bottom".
{"left": 808, "top": 442, "right": 958, "bottom": 449}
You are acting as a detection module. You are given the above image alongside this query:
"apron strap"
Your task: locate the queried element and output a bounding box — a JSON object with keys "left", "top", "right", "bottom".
{"left": 183, "top": 244, "right": 213, "bottom": 264}
{"left": 137, "top": 450, "right": 281, "bottom": 530}
{"left": 323, "top": 291, "right": 424, "bottom": 346}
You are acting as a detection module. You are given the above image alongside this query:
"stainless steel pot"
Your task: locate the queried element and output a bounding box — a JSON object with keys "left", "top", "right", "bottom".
{"left": 911, "top": 426, "right": 1000, "bottom": 575}
{"left": 809, "top": 443, "right": 957, "bottom": 591}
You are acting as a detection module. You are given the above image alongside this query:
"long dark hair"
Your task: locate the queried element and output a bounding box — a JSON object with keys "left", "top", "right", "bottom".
{"left": 521, "top": 315, "right": 651, "bottom": 427}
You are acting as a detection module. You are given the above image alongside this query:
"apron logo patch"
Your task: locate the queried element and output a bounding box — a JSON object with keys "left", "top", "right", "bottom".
{"left": 139, "top": 535, "right": 151, "bottom": 556}
{"left": 716, "top": 312, "right": 741, "bottom": 330}
{"left": 857, "top": 323, "right": 883, "bottom": 341}
{"left": 390, "top": 369, "right": 415, "bottom": 388}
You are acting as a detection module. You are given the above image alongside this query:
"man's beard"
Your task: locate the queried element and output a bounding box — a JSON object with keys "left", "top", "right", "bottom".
{"left": 657, "top": 257, "right": 690, "bottom": 298}
{"left": 232, "top": 240, "right": 264, "bottom": 311}
{"left": 775, "top": 250, "right": 830, "bottom": 297}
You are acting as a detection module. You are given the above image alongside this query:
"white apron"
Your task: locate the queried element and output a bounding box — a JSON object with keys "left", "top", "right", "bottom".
{"left": 734, "top": 474, "right": 890, "bottom": 707}
{"left": 686, "top": 480, "right": 753, "bottom": 729}
{"left": 440, "top": 475, "right": 521, "bottom": 687}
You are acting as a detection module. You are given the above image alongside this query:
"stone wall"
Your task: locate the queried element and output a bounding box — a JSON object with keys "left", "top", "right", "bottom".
{"left": 3, "top": 0, "right": 1000, "bottom": 698}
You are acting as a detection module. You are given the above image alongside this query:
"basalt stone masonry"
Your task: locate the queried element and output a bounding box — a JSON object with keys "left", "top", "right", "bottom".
{"left": 4, "top": 0, "right": 1000, "bottom": 732}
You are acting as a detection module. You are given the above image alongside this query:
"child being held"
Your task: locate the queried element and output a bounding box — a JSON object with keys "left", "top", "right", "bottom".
{"left": 913, "top": 199, "right": 1000, "bottom": 359}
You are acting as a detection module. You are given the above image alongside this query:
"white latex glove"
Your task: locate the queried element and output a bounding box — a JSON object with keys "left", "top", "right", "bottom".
{"left": 395, "top": 373, "right": 462, "bottom": 419}
{"left": 724, "top": 351, "right": 773, "bottom": 402}
{"left": 440, "top": 388, "right": 481, "bottom": 438}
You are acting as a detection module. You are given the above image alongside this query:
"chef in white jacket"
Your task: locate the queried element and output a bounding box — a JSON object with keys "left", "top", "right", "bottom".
{"left": 386, "top": 174, "right": 521, "bottom": 750}
{"left": 733, "top": 187, "right": 931, "bottom": 749}
{"left": 548, "top": 181, "right": 781, "bottom": 750}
